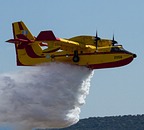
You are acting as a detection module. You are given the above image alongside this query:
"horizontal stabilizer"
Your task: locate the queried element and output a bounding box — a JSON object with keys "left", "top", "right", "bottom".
{"left": 6, "top": 39, "right": 29, "bottom": 44}
{"left": 36, "top": 31, "right": 57, "bottom": 41}
{"left": 6, "top": 34, "right": 34, "bottom": 44}
{"left": 16, "top": 34, "right": 33, "bottom": 43}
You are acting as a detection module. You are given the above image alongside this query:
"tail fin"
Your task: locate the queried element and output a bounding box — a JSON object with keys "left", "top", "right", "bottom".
{"left": 7, "top": 21, "right": 44, "bottom": 66}
{"left": 12, "top": 21, "right": 35, "bottom": 40}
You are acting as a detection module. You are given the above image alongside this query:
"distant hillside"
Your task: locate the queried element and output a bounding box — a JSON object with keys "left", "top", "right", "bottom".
{"left": 53, "top": 114, "right": 144, "bottom": 130}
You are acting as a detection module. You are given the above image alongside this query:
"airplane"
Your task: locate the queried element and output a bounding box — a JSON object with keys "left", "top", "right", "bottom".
{"left": 6, "top": 21, "right": 136, "bottom": 69}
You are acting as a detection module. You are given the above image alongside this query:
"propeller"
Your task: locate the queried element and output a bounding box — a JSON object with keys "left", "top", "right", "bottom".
{"left": 94, "top": 31, "right": 101, "bottom": 51}
{"left": 112, "top": 34, "right": 118, "bottom": 46}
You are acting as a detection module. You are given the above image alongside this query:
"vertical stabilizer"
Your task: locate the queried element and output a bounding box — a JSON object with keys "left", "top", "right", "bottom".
{"left": 6, "top": 21, "right": 43, "bottom": 66}
{"left": 12, "top": 21, "right": 34, "bottom": 40}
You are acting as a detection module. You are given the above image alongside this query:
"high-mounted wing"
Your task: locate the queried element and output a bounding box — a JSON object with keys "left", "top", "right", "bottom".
{"left": 35, "top": 31, "right": 96, "bottom": 52}
{"left": 69, "top": 35, "right": 112, "bottom": 47}
{"left": 69, "top": 36, "right": 94, "bottom": 45}
{"left": 52, "top": 38, "right": 96, "bottom": 52}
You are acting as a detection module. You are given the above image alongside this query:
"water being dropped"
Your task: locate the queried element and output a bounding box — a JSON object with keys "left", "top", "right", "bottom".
{"left": 0, "top": 63, "right": 94, "bottom": 130}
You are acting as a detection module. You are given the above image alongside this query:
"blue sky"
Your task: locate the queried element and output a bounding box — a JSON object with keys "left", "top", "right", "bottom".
{"left": 0, "top": 0, "right": 144, "bottom": 129}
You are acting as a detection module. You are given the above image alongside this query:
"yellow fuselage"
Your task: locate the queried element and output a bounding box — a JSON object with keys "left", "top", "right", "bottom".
{"left": 7, "top": 21, "right": 136, "bottom": 69}
{"left": 16, "top": 44, "right": 135, "bottom": 69}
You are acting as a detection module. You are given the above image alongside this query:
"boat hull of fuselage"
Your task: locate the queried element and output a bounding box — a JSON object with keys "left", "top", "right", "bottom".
{"left": 87, "top": 56, "right": 133, "bottom": 69}
{"left": 17, "top": 50, "right": 134, "bottom": 69}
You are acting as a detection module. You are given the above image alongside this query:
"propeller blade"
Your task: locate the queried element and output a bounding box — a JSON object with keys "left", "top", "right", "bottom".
{"left": 96, "top": 31, "right": 98, "bottom": 39}
{"left": 94, "top": 31, "right": 100, "bottom": 51}
{"left": 95, "top": 31, "right": 101, "bottom": 41}
{"left": 112, "top": 34, "right": 118, "bottom": 46}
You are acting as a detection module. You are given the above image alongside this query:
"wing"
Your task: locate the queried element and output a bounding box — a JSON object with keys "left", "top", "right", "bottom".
{"left": 35, "top": 31, "right": 113, "bottom": 52}
{"left": 53, "top": 38, "right": 96, "bottom": 52}
{"left": 34, "top": 31, "right": 112, "bottom": 52}
{"left": 69, "top": 35, "right": 112, "bottom": 47}
{"left": 35, "top": 31, "right": 96, "bottom": 52}
{"left": 69, "top": 35, "right": 95, "bottom": 45}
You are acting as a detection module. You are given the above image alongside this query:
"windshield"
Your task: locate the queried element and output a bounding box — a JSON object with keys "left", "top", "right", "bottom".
{"left": 110, "top": 46, "right": 125, "bottom": 52}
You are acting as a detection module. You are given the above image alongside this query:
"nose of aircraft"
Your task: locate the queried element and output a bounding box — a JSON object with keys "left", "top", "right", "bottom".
{"left": 133, "top": 54, "right": 137, "bottom": 58}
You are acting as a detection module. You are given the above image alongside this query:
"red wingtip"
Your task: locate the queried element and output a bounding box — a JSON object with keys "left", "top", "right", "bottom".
{"left": 36, "top": 31, "right": 57, "bottom": 41}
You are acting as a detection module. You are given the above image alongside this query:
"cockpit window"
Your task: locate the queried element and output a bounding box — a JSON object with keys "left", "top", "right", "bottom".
{"left": 110, "top": 46, "right": 125, "bottom": 52}
{"left": 111, "top": 47, "right": 120, "bottom": 52}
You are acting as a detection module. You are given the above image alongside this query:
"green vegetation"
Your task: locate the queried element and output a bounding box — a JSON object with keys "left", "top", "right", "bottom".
{"left": 53, "top": 114, "right": 144, "bottom": 130}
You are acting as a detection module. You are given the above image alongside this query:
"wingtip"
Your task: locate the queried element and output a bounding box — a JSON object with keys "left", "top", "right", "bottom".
{"left": 36, "top": 30, "right": 57, "bottom": 41}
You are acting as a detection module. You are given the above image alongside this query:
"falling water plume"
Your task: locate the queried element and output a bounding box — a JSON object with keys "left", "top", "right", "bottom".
{"left": 0, "top": 63, "right": 94, "bottom": 130}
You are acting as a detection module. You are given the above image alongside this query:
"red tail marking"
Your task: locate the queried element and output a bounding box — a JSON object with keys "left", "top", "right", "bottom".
{"left": 18, "top": 22, "right": 23, "bottom": 30}
{"left": 25, "top": 45, "right": 45, "bottom": 58}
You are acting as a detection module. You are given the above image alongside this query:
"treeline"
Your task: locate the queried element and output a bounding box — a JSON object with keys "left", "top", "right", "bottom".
{"left": 52, "top": 114, "right": 144, "bottom": 130}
